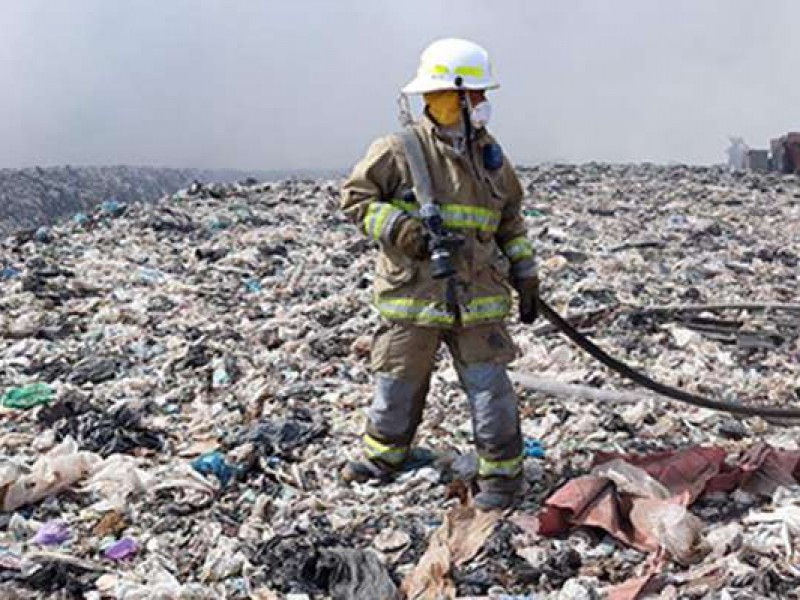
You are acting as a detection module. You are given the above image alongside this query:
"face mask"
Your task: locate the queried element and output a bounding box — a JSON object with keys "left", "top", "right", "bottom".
{"left": 470, "top": 100, "right": 492, "bottom": 129}
{"left": 423, "top": 91, "right": 461, "bottom": 127}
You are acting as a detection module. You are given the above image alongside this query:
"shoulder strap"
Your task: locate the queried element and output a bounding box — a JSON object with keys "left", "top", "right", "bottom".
{"left": 396, "top": 128, "right": 436, "bottom": 208}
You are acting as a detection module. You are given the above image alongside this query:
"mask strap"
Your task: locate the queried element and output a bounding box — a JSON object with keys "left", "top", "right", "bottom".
{"left": 397, "top": 94, "right": 413, "bottom": 127}
{"left": 455, "top": 77, "right": 472, "bottom": 142}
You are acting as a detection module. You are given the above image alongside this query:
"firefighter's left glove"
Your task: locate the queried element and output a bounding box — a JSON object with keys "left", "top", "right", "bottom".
{"left": 514, "top": 275, "right": 540, "bottom": 324}
{"left": 392, "top": 217, "right": 429, "bottom": 261}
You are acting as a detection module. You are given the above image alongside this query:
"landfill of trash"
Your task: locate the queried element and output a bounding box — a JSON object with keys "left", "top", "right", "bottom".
{"left": 2, "top": 163, "right": 800, "bottom": 599}
{"left": 0, "top": 166, "right": 302, "bottom": 239}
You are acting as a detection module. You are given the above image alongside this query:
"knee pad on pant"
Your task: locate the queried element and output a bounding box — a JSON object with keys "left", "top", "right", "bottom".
{"left": 367, "top": 374, "right": 427, "bottom": 442}
{"left": 459, "top": 363, "right": 521, "bottom": 456}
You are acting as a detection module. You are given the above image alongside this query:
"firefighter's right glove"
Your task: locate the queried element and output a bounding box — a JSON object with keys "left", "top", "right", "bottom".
{"left": 392, "top": 217, "right": 429, "bottom": 261}
{"left": 514, "top": 275, "right": 540, "bottom": 324}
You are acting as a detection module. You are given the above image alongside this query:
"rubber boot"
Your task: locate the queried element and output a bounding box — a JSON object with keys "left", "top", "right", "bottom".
{"left": 340, "top": 458, "right": 396, "bottom": 484}
{"left": 474, "top": 475, "right": 524, "bottom": 512}
{"left": 341, "top": 448, "right": 436, "bottom": 484}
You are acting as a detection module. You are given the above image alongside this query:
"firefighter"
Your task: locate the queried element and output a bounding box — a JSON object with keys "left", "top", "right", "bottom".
{"left": 339, "top": 38, "right": 539, "bottom": 511}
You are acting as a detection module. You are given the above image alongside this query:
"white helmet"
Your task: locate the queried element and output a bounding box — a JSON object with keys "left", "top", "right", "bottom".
{"left": 402, "top": 38, "right": 499, "bottom": 95}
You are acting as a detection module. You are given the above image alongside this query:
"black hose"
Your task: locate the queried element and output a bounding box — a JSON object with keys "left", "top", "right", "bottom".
{"left": 539, "top": 299, "right": 800, "bottom": 419}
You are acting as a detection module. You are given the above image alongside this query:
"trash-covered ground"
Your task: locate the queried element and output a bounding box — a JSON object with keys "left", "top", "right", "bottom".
{"left": 2, "top": 164, "right": 800, "bottom": 599}
{"left": 0, "top": 166, "right": 321, "bottom": 238}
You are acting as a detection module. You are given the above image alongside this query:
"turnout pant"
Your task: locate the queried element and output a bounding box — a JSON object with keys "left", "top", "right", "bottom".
{"left": 363, "top": 321, "right": 524, "bottom": 480}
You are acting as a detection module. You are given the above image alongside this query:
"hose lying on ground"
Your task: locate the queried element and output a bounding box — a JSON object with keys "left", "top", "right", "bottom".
{"left": 538, "top": 299, "right": 800, "bottom": 420}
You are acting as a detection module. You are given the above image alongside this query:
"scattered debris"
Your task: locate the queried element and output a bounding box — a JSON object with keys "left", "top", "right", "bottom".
{"left": 1, "top": 165, "right": 800, "bottom": 598}
{"left": 32, "top": 521, "right": 71, "bottom": 546}
{"left": 0, "top": 165, "right": 272, "bottom": 237}
{"left": 2, "top": 383, "right": 54, "bottom": 410}
{"left": 402, "top": 505, "right": 502, "bottom": 599}
{"left": 102, "top": 538, "right": 138, "bottom": 561}
{"left": 191, "top": 451, "right": 237, "bottom": 487}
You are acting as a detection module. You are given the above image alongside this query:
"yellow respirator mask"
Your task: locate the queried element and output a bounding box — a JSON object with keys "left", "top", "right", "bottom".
{"left": 423, "top": 91, "right": 462, "bottom": 127}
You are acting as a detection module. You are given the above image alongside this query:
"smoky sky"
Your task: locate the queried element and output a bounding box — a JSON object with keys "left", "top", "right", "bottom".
{"left": 2, "top": 0, "right": 798, "bottom": 170}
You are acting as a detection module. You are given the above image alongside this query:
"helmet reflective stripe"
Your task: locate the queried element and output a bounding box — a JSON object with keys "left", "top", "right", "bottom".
{"left": 427, "top": 64, "right": 485, "bottom": 78}
{"left": 455, "top": 66, "right": 484, "bottom": 77}
{"left": 403, "top": 38, "right": 499, "bottom": 95}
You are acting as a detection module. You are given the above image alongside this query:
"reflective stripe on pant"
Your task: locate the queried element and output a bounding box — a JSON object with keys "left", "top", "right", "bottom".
{"left": 363, "top": 432, "right": 409, "bottom": 467}
{"left": 458, "top": 362, "right": 524, "bottom": 478}
{"left": 364, "top": 321, "right": 522, "bottom": 477}
{"left": 365, "top": 373, "right": 431, "bottom": 465}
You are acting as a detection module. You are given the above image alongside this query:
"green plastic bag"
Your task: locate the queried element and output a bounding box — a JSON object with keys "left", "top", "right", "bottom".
{"left": 2, "top": 383, "right": 55, "bottom": 409}
{"left": 524, "top": 208, "right": 545, "bottom": 218}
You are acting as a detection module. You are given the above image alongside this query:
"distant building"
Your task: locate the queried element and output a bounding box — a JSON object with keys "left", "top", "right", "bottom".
{"left": 746, "top": 149, "right": 770, "bottom": 172}
{"left": 729, "top": 133, "right": 800, "bottom": 174}
{"left": 770, "top": 133, "right": 800, "bottom": 174}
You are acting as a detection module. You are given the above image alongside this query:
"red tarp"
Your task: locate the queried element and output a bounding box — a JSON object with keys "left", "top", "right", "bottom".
{"left": 530, "top": 444, "right": 800, "bottom": 600}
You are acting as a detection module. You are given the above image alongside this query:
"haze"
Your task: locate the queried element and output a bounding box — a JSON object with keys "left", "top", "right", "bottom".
{"left": 2, "top": 0, "right": 798, "bottom": 170}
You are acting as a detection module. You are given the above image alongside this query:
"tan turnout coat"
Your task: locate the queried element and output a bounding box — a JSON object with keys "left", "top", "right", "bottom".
{"left": 341, "top": 114, "right": 535, "bottom": 328}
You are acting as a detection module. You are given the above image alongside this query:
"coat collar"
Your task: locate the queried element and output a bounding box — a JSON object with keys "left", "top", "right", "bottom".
{"left": 419, "top": 111, "right": 489, "bottom": 148}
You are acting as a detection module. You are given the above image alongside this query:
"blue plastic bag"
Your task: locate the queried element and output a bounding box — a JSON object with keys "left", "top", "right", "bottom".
{"left": 524, "top": 438, "right": 545, "bottom": 459}
{"left": 34, "top": 227, "right": 51, "bottom": 243}
{"left": 244, "top": 278, "right": 263, "bottom": 293}
{"left": 101, "top": 198, "right": 127, "bottom": 217}
{"left": 0, "top": 267, "right": 20, "bottom": 280}
{"left": 192, "top": 451, "right": 235, "bottom": 487}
